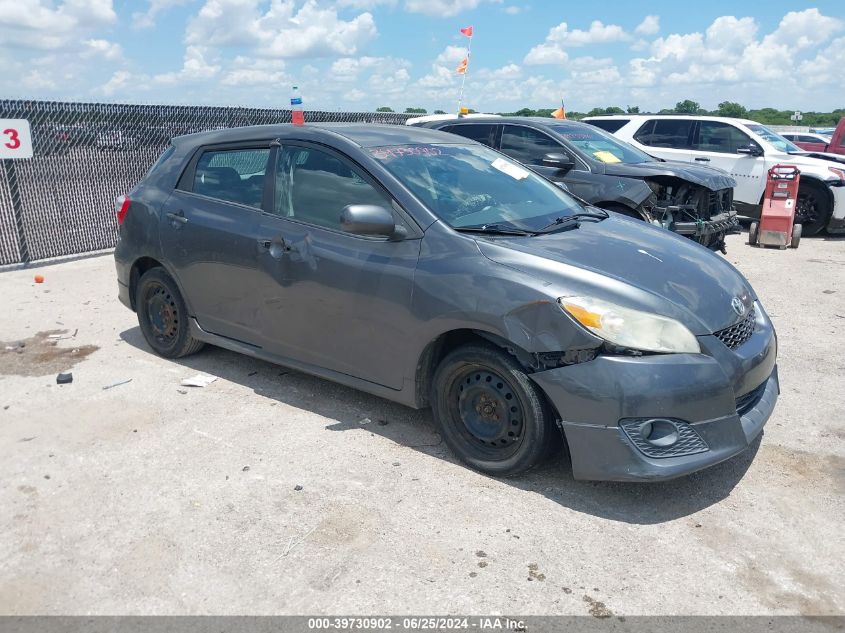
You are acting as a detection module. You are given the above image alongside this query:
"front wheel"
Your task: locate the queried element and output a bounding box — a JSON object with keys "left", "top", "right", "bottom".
{"left": 431, "top": 344, "right": 556, "bottom": 476}
{"left": 749, "top": 222, "right": 759, "bottom": 246}
{"left": 795, "top": 183, "right": 831, "bottom": 236}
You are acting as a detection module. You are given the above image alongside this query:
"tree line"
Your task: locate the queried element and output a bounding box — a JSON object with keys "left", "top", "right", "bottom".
{"left": 378, "top": 102, "right": 845, "bottom": 126}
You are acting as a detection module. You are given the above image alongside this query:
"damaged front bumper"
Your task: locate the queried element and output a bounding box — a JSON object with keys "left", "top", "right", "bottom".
{"left": 529, "top": 324, "right": 778, "bottom": 482}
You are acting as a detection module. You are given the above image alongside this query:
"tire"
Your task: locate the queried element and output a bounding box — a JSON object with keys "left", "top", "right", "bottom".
{"left": 431, "top": 343, "right": 556, "bottom": 476}
{"left": 791, "top": 223, "right": 802, "bottom": 249}
{"left": 749, "top": 222, "right": 759, "bottom": 246}
{"left": 135, "top": 267, "right": 204, "bottom": 359}
{"left": 795, "top": 182, "right": 831, "bottom": 236}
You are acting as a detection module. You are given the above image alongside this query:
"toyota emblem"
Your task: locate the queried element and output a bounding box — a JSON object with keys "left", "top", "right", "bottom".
{"left": 731, "top": 297, "right": 745, "bottom": 316}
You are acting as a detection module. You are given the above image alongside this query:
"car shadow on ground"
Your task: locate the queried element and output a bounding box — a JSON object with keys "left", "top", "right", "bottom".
{"left": 120, "top": 326, "right": 760, "bottom": 525}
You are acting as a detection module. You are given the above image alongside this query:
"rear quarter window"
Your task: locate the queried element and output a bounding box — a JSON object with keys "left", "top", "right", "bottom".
{"left": 441, "top": 124, "right": 497, "bottom": 147}
{"left": 585, "top": 119, "right": 629, "bottom": 133}
{"left": 145, "top": 145, "right": 175, "bottom": 178}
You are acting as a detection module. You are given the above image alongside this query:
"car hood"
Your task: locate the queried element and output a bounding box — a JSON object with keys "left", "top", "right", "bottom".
{"left": 476, "top": 216, "right": 756, "bottom": 335}
{"left": 603, "top": 160, "right": 736, "bottom": 190}
{"left": 787, "top": 150, "right": 845, "bottom": 166}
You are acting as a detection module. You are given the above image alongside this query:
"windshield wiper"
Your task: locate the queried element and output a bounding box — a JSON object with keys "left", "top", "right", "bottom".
{"left": 535, "top": 210, "right": 609, "bottom": 234}
{"left": 454, "top": 223, "right": 533, "bottom": 236}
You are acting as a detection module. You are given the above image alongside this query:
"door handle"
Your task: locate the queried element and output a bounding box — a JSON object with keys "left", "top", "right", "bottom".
{"left": 257, "top": 236, "right": 289, "bottom": 259}
{"left": 166, "top": 211, "right": 188, "bottom": 224}
{"left": 694, "top": 157, "right": 710, "bottom": 162}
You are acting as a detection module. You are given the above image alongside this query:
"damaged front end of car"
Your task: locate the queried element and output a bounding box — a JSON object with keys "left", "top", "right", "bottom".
{"left": 642, "top": 177, "right": 739, "bottom": 253}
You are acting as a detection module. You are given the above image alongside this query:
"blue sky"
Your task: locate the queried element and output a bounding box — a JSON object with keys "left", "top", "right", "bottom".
{"left": 1, "top": 1, "right": 844, "bottom": 112}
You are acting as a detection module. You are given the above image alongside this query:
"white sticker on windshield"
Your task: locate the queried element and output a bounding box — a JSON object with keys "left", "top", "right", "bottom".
{"left": 491, "top": 157, "right": 529, "bottom": 180}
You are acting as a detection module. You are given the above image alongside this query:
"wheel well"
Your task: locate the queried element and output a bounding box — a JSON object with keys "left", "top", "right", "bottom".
{"left": 414, "top": 329, "right": 534, "bottom": 408}
{"left": 128, "top": 256, "right": 164, "bottom": 311}
{"left": 798, "top": 177, "right": 834, "bottom": 211}
{"left": 596, "top": 202, "right": 643, "bottom": 220}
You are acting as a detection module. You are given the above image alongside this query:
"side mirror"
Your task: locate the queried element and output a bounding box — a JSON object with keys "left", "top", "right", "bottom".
{"left": 542, "top": 153, "right": 575, "bottom": 172}
{"left": 340, "top": 204, "right": 399, "bottom": 238}
{"left": 737, "top": 144, "right": 763, "bottom": 157}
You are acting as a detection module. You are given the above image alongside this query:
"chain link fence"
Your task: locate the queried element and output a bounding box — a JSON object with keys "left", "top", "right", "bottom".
{"left": 0, "top": 100, "right": 413, "bottom": 266}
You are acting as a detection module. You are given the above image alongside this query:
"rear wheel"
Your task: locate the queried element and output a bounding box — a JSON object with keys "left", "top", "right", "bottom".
{"left": 795, "top": 182, "right": 831, "bottom": 236}
{"left": 749, "top": 222, "right": 759, "bottom": 246}
{"left": 135, "top": 268, "right": 204, "bottom": 359}
{"left": 431, "top": 344, "right": 556, "bottom": 476}
{"left": 791, "top": 223, "right": 802, "bottom": 249}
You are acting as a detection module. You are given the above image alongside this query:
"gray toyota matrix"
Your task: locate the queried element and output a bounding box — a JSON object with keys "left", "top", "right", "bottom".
{"left": 114, "top": 123, "right": 778, "bottom": 481}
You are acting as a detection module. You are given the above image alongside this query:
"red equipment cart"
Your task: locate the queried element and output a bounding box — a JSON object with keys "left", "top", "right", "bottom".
{"left": 749, "top": 164, "right": 802, "bottom": 249}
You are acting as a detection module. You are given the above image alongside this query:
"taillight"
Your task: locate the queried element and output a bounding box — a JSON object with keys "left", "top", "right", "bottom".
{"left": 116, "top": 195, "right": 131, "bottom": 225}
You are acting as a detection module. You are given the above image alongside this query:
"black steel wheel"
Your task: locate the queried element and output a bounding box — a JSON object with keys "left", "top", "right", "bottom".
{"left": 795, "top": 183, "right": 831, "bottom": 236}
{"left": 431, "top": 343, "right": 556, "bottom": 476}
{"left": 135, "top": 267, "right": 204, "bottom": 359}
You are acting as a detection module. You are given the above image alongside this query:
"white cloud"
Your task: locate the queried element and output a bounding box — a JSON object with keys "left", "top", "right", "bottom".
{"left": 132, "top": 0, "right": 191, "bottom": 29}
{"left": 0, "top": 0, "right": 117, "bottom": 50}
{"left": 523, "top": 44, "right": 568, "bottom": 65}
{"left": 404, "top": 0, "right": 486, "bottom": 17}
{"left": 524, "top": 19, "right": 628, "bottom": 65}
{"left": 635, "top": 15, "right": 659, "bottom": 36}
{"left": 185, "top": 0, "right": 377, "bottom": 58}
{"left": 83, "top": 39, "right": 122, "bottom": 61}
{"left": 221, "top": 57, "right": 287, "bottom": 86}
{"left": 337, "top": 0, "right": 396, "bottom": 8}
{"left": 154, "top": 45, "right": 221, "bottom": 84}
{"left": 435, "top": 45, "right": 468, "bottom": 64}
{"left": 99, "top": 70, "right": 131, "bottom": 95}
{"left": 503, "top": 5, "right": 522, "bottom": 14}
{"left": 546, "top": 20, "right": 630, "bottom": 46}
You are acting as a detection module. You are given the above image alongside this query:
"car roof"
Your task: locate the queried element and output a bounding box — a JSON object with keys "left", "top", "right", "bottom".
{"left": 583, "top": 114, "right": 761, "bottom": 126}
{"left": 172, "top": 122, "right": 460, "bottom": 148}
{"left": 422, "top": 116, "right": 592, "bottom": 129}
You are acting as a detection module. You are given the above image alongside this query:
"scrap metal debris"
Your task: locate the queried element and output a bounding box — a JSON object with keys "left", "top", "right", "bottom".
{"left": 180, "top": 374, "right": 217, "bottom": 387}
{"left": 102, "top": 378, "right": 132, "bottom": 391}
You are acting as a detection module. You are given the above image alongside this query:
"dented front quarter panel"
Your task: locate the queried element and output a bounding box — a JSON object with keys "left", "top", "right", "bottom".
{"left": 406, "top": 223, "right": 603, "bottom": 373}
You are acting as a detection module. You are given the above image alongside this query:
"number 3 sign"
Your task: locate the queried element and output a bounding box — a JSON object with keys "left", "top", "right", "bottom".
{"left": 0, "top": 119, "right": 34, "bottom": 159}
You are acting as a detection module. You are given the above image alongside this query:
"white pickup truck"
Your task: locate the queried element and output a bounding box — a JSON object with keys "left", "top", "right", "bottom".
{"left": 584, "top": 114, "right": 845, "bottom": 235}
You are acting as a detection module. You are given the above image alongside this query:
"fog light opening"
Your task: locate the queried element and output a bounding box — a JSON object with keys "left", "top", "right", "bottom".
{"left": 639, "top": 419, "right": 680, "bottom": 448}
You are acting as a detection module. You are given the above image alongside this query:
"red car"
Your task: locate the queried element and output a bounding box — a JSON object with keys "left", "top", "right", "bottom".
{"left": 782, "top": 117, "right": 845, "bottom": 155}
{"left": 781, "top": 132, "right": 831, "bottom": 152}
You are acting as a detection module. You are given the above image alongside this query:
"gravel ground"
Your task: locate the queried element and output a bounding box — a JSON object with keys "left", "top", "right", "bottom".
{"left": 0, "top": 232, "right": 843, "bottom": 616}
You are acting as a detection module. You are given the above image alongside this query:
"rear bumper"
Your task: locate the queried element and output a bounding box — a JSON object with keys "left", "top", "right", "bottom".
{"left": 114, "top": 250, "right": 133, "bottom": 311}
{"left": 530, "top": 321, "right": 778, "bottom": 481}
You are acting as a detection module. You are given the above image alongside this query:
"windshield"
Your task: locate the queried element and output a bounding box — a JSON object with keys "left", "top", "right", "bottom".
{"left": 745, "top": 124, "right": 801, "bottom": 153}
{"left": 370, "top": 143, "right": 585, "bottom": 230}
{"left": 552, "top": 124, "right": 654, "bottom": 164}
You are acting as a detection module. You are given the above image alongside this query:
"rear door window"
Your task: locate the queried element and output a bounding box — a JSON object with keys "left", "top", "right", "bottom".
{"left": 192, "top": 148, "right": 270, "bottom": 209}
{"left": 634, "top": 119, "right": 694, "bottom": 148}
{"left": 693, "top": 121, "right": 753, "bottom": 154}
{"left": 500, "top": 125, "right": 563, "bottom": 165}
{"left": 441, "top": 124, "right": 497, "bottom": 147}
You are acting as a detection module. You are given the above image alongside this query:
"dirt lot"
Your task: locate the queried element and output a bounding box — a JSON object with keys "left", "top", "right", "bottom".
{"left": 0, "top": 232, "right": 843, "bottom": 616}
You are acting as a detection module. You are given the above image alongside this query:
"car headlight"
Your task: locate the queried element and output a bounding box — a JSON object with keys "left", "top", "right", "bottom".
{"left": 559, "top": 296, "right": 700, "bottom": 354}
